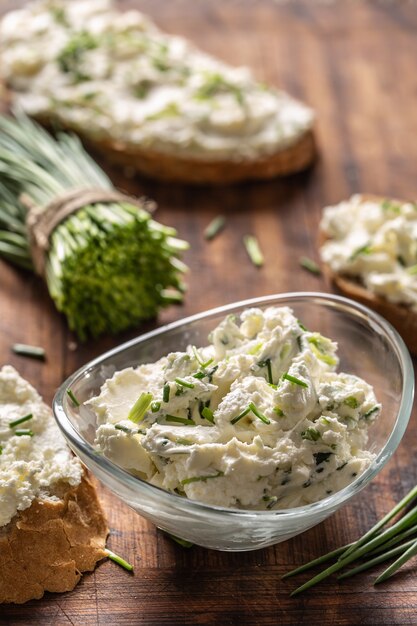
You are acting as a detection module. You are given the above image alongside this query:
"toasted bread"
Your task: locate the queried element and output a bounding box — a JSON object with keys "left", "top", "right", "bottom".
{"left": 0, "top": 475, "right": 108, "bottom": 604}
{"left": 319, "top": 194, "right": 417, "bottom": 355}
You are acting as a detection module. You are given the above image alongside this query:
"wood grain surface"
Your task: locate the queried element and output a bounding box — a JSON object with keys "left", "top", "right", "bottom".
{"left": 1, "top": 1, "right": 417, "bottom": 624}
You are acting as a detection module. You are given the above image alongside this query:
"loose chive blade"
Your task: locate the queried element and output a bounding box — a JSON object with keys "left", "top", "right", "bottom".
{"left": 128, "top": 392, "right": 153, "bottom": 423}
{"left": 151, "top": 401, "right": 161, "bottom": 413}
{"left": 374, "top": 538, "right": 417, "bottom": 585}
{"left": 12, "top": 343, "right": 46, "bottom": 360}
{"left": 204, "top": 215, "right": 225, "bottom": 240}
{"left": 163, "top": 383, "right": 170, "bottom": 403}
{"left": 67, "top": 389, "right": 80, "bottom": 407}
{"left": 231, "top": 406, "right": 251, "bottom": 425}
{"left": 201, "top": 407, "right": 214, "bottom": 423}
{"left": 175, "top": 377, "right": 195, "bottom": 389}
{"left": 0, "top": 445, "right": 2, "bottom": 455}
{"left": 105, "top": 549, "right": 134, "bottom": 572}
{"left": 165, "top": 414, "right": 195, "bottom": 426}
{"left": 115, "top": 424, "right": 136, "bottom": 434}
{"left": 14, "top": 429, "right": 34, "bottom": 437}
{"left": 299, "top": 256, "right": 321, "bottom": 275}
{"left": 282, "top": 543, "right": 353, "bottom": 580}
{"left": 282, "top": 373, "right": 308, "bottom": 388}
{"left": 243, "top": 235, "right": 264, "bottom": 267}
{"left": 9, "top": 413, "right": 33, "bottom": 428}
{"left": 338, "top": 538, "right": 417, "bottom": 581}
{"left": 248, "top": 401, "right": 270, "bottom": 425}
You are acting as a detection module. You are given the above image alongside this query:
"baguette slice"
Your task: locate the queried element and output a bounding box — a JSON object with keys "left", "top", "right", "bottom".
{"left": 319, "top": 194, "right": 417, "bottom": 355}
{"left": 0, "top": 475, "right": 108, "bottom": 604}
{"left": 0, "top": 0, "right": 316, "bottom": 184}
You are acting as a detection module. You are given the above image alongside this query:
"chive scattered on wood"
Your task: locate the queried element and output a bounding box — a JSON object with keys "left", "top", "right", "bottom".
{"left": 243, "top": 235, "right": 264, "bottom": 267}
{"left": 282, "top": 373, "right": 308, "bottom": 388}
{"left": 204, "top": 215, "right": 225, "bottom": 240}
{"left": 14, "top": 429, "right": 34, "bottom": 437}
{"left": 127, "top": 392, "right": 153, "bottom": 423}
{"left": 105, "top": 549, "right": 134, "bottom": 572}
{"left": 299, "top": 256, "right": 321, "bottom": 275}
{"left": 12, "top": 343, "right": 46, "bottom": 360}
{"left": 67, "top": 389, "right": 80, "bottom": 407}
{"left": 9, "top": 413, "right": 33, "bottom": 428}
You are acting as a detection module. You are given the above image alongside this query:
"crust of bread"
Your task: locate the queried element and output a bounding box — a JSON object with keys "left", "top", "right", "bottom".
{"left": 319, "top": 194, "right": 417, "bottom": 355}
{"left": 0, "top": 474, "right": 108, "bottom": 604}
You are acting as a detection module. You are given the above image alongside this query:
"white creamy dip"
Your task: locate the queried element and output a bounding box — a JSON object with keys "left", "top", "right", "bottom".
{"left": 0, "top": 366, "right": 82, "bottom": 527}
{"left": 88, "top": 307, "right": 380, "bottom": 510}
{"left": 0, "top": 0, "right": 314, "bottom": 162}
{"left": 320, "top": 195, "right": 417, "bottom": 311}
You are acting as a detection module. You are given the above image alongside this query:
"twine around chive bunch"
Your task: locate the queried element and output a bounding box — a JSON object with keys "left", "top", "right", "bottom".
{"left": 0, "top": 113, "right": 189, "bottom": 339}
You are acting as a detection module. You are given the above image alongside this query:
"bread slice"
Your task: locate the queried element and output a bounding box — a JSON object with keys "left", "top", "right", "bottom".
{"left": 0, "top": 365, "right": 108, "bottom": 604}
{"left": 0, "top": 1, "right": 316, "bottom": 184}
{"left": 319, "top": 194, "right": 417, "bottom": 355}
{"left": 0, "top": 475, "right": 108, "bottom": 604}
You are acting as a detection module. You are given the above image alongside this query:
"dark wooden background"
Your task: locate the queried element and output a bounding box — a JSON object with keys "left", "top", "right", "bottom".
{"left": 1, "top": 1, "right": 417, "bottom": 624}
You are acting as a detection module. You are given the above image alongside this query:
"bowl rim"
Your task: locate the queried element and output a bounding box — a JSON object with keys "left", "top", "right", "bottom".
{"left": 53, "top": 291, "right": 415, "bottom": 520}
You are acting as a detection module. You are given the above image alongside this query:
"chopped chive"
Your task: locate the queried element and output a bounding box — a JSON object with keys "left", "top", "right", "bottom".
{"left": 14, "top": 429, "right": 34, "bottom": 437}
{"left": 151, "top": 401, "right": 161, "bottom": 413}
{"left": 9, "top": 413, "right": 33, "bottom": 428}
{"left": 181, "top": 471, "right": 224, "bottom": 485}
{"left": 299, "top": 256, "right": 321, "bottom": 275}
{"left": 243, "top": 235, "right": 264, "bottom": 267}
{"left": 175, "top": 378, "right": 195, "bottom": 389}
{"left": 273, "top": 406, "right": 284, "bottom": 417}
{"left": 192, "top": 371, "right": 206, "bottom": 380}
{"left": 350, "top": 244, "right": 372, "bottom": 261}
{"left": 301, "top": 427, "right": 320, "bottom": 442}
{"left": 165, "top": 414, "right": 196, "bottom": 426}
{"left": 282, "top": 373, "right": 308, "bottom": 388}
{"left": 12, "top": 343, "right": 46, "bottom": 360}
{"left": 258, "top": 358, "right": 273, "bottom": 384}
{"left": 67, "top": 389, "right": 80, "bottom": 407}
{"left": 362, "top": 406, "right": 379, "bottom": 420}
{"left": 268, "top": 383, "right": 278, "bottom": 390}
{"left": 115, "top": 424, "right": 138, "bottom": 434}
{"left": 104, "top": 549, "right": 134, "bottom": 572}
{"left": 176, "top": 438, "right": 193, "bottom": 446}
{"left": 262, "top": 495, "right": 278, "bottom": 509}
{"left": 128, "top": 392, "right": 153, "bottom": 423}
{"left": 248, "top": 402, "right": 270, "bottom": 425}
{"left": 201, "top": 407, "right": 214, "bottom": 423}
{"left": 313, "top": 452, "right": 332, "bottom": 465}
{"left": 344, "top": 396, "right": 359, "bottom": 409}
{"left": 204, "top": 215, "right": 225, "bottom": 240}
{"left": 165, "top": 532, "right": 194, "bottom": 548}
{"left": 297, "top": 320, "right": 308, "bottom": 331}
{"left": 0, "top": 445, "right": 2, "bottom": 455}
{"left": 231, "top": 406, "right": 251, "bottom": 425}
{"left": 163, "top": 383, "right": 170, "bottom": 403}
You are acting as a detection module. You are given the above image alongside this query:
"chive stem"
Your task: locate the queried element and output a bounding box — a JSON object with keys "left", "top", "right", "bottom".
{"left": 163, "top": 383, "right": 170, "bottom": 403}
{"left": 248, "top": 401, "right": 270, "bottom": 425}
{"left": 128, "top": 392, "right": 153, "bottom": 423}
{"left": 282, "top": 542, "right": 354, "bottom": 579}
{"left": 14, "top": 429, "right": 34, "bottom": 437}
{"left": 243, "top": 235, "right": 264, "bottom": 267}
{"left": 67, "top": 389, "right": 80, "bottom": 407}
{"left": 282, "top": 373, "right": 308, "bottom": 388}
{"left": 104, "top": 549, "right": 134, "bottom": 572}
{"left": 12, "top": 343, "right": 46, "bottom": 360}
{"left": 231, "top": 406, "right": 251, "bottom": 425}
{"left": 299, "top": 256, "right": 321, "bottom": 275}
{"left": 204, "top": 215, "right": 225, "bottom": 240}
{"left": 181, "top": 471, "right": 224, "bottom": 485}
{"left": 175, "top": 378, "right": 195, "bottom": 389}
{"left": 9, "top": 413, "right": 33, "bottom": 428}
{"left": 338, "top": 538, "right": 417, "bottom": 581}
{"left": 374, "top": 538, "right": 417, "bottom": 584}
{"left": 165, "top": 414, "right": 195, "bottom": 426}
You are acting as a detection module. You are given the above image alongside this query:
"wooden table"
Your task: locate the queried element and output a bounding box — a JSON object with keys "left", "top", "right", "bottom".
{"left": 1, "top": 1, "right": 417, "bottom": 624}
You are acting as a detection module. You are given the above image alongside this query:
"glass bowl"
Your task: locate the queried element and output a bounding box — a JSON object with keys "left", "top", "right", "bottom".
{"left": 53, "top": 293, "right": 414, "bottom": 552}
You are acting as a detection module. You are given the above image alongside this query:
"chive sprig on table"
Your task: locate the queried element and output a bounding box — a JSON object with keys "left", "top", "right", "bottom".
{"left": 285, "top": 485, "right": 417, "bottom": 595}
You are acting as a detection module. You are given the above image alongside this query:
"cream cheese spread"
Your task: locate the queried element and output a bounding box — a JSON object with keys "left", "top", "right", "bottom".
{"left": 88, "top": 306, "right": 380, "bottom": 510}
{"left": 320, "top": 195, "right": 417, "bottom": 311}
{"left": 0, "top": 366, "right": 82, "bottom": 527}
{"left": 0, "top": 0, "right": 314, "bottom": 162}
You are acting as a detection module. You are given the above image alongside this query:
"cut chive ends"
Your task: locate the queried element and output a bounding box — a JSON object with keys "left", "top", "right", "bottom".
{"left": 284, "top": 485, "right": 417, "bottom": 596}
{"left": 299, "top": 256, "right": 321, "bottom": 275}
{"left": 204, "top": 215, "right": 225, "bottom": 240}
{"left": 12, "top": 343, "right": 46, "bottom": 360}
{"left": 104, "top": 549, "right": 134, "bottom": 572}
{"left": 243, "top": 235, "right": 264, "bottom": 267}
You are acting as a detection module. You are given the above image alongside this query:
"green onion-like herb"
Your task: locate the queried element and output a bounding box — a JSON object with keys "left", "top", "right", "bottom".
{"left": 297, "top": 320, "right": 308, "bottom": 331}
{"left": 181, "top": 471, "right": 224, "bottom": 485}
{"left": 163, "top": 384, "right": 170, "bottom": 403}
{"left": 243, "top": 235, "right": 264, "bottom": 267}
{"left": 165, "top": 532, "right": 194, "bottom": 548}
{"left": 176, "top": 438, "right": 193, "bottom": 446}
{"left": 230, "top": 406, "right": 251, "bottom": 425}
{"left": 151, "top": 401, "right": 161, "bottom": 413}
{"left": 201, "top": 407, "right": 214, "bottom": 423}
{"left": 263, "top": 495, "right": 278, "bottom": 509}
{"left": 282, "top": 373, "right": 308, "bottom": 388}
{"left": 299, "top": 256, "right": 321, "bottom": 275}
{"left": 273, "top": 407, "right": 284, "bottom": 417}
{"left": 350, "top": 244, "right": 372, "bottom": 261}
{"left": 12, "top": 343, "right": 45, "bottom": 360}
{"left": 301, "top": 428, "right": 320, "bottom": 442}
{"left": 344, "top": 396, "right": 359, "bottom": 409}
{"left": 204, "top": 215, "right": 226, "bottom": 240}
{"left": 14, "top": 429, "right": 34, "bottom": 437}
{"left": 128, "top": 392, "right": 153, "bottom": 423}
{"left": 165, "top": 415, "right": 196, "bottom": 426}
{"left": 0, "top": 113, "right": 189, "bottom": 340}
{"left": 248, "top": 402, "right": 270, "bottom": 425}
{"left": 193, "top": 371, "right": 206, "bottom": 380}
{"left": 307, "top": 337, "right": 337, "bottom": 366}
{"left": 258, "top": 358, "right": 273, "bottom": 384}
{"left": 362, "top": 406, "right": 380, "bottom": 420}
{"left": 0, "top": 445, "right": 2, "bottom": 455}
{"left": 104, "top": 549, "right": 134, "bottom": 572}
{"left": 313, "top": 452, "right": 332, "bottom": 465}
{"left": 9, "top": 413, "right": 33, "bottom": 428}
{"left": 67, "top": 389, "right": 80, "bottom": 407}
{"left": 175, "top": 378, "right": 195, "bottom": 389}
{"left": 115, "top": 424, "right": 138, "bottom": 435}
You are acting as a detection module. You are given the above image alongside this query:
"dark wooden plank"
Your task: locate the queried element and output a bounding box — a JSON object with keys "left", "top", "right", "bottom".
{"left": 1, "top": 1, "right": 417, "bottom": 624}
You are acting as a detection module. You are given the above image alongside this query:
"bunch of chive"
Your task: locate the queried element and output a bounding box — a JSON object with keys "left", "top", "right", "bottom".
{"left": 284, "top": 485, "right": 417, "bottom": 595}
{"left": 0, "top": 113, "right": 188, "bottom": 340}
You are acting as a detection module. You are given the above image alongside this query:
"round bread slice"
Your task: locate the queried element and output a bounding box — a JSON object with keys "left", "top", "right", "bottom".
{"left": 0, "top": 474, "right": 108, "bottom": 604}
{"left": 319, "top": 194, "right": 417, "bottom": 355}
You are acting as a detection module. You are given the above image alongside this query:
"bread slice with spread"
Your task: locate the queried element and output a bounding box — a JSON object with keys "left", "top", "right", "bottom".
{"left": 319, "top": 194, "right": 417, "bottom": 354}
{"left": 0, "top": 366, "right": 108, "bottom": 604}
{"left": 0, "top": 0, "right": 315, "bottom": 184}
